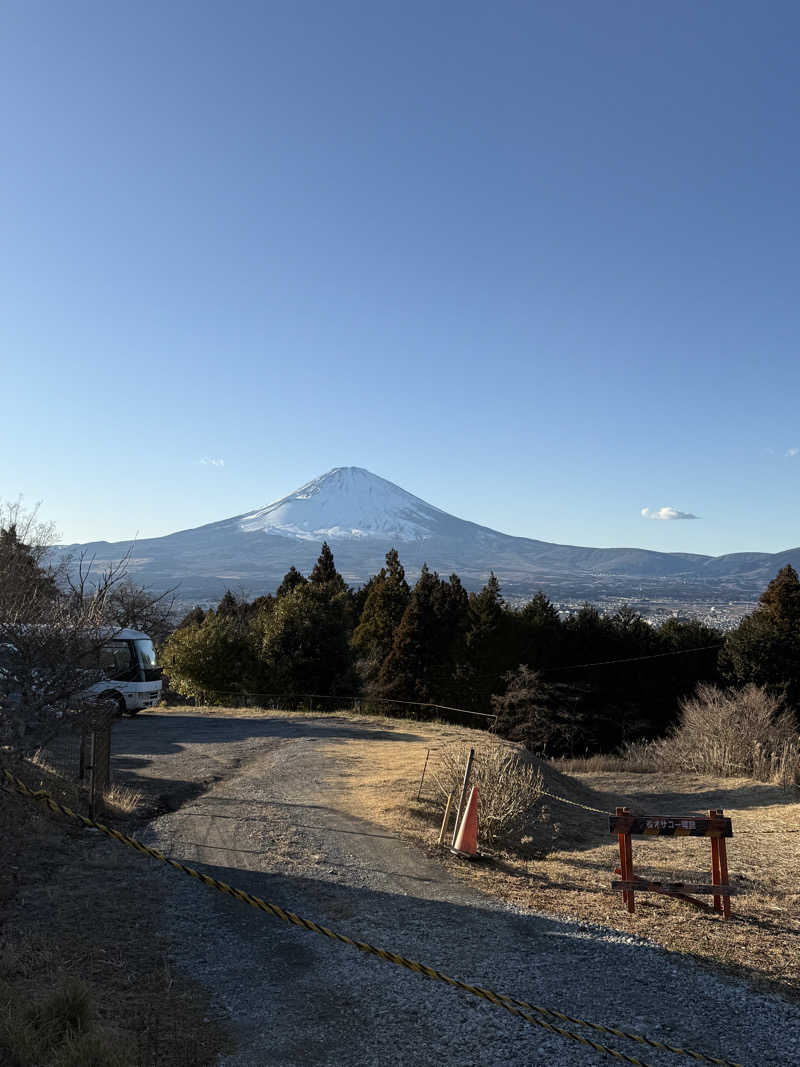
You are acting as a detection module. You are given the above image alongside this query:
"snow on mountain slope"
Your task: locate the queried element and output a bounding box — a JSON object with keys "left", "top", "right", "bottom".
{"left": 236, "top": 467, "right": 455, "bottom": 542}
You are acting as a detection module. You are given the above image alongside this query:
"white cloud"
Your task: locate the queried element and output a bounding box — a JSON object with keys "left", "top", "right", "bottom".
{"left": 785, "top": 447, "right": 799, "bottom": 458}
{"left": 641, "top": 506, "right": 699, "bottom": 521}
{"left": 200, "top": 457, "right": 225, "bottom": 467}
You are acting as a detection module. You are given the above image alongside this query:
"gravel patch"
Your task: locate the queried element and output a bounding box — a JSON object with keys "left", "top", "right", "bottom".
{"left": 114, "top": 713, "right": 800, "bottom": 1066}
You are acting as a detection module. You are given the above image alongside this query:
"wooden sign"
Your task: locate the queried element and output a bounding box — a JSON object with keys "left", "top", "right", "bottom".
{"left": 608, "top": 814, "right": 732, "bottom": 838}
{"left": 609, "top": 807, "right": 732, "bottom": 919}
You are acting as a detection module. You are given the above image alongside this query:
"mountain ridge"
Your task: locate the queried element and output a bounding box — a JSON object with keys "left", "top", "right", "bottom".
{"left": 51, "top": 467, "right": 799, "bottom": 604}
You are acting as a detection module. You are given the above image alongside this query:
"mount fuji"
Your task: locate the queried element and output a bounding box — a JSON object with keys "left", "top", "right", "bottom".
{"left": 54, "top": 467, "right": 799, "bottom": 605}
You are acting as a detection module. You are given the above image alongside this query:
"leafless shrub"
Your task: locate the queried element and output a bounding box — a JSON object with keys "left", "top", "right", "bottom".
{"left": 433, "top": 742, "right": 544, "bottom": 847}
{"left": 0, "top": 502, "right": 133, "bottom": 757}
{"left": 653, "top": 683, "right": 799, "bottom": 785}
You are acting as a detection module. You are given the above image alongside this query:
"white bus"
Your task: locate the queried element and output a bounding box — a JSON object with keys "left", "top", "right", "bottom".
{"left": 87, "top": 627, "right": 162, "bottom": 716}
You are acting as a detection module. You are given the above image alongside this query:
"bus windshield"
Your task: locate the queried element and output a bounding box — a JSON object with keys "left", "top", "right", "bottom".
{"left": 135, "top": 639, "right": 158, "bottom": 669}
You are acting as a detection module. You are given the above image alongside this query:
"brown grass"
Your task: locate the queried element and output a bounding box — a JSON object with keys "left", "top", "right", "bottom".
{"left": 293, "top": 719, "right": 800, "bottom": 1001}
{"left": 0, "top": 761, "right": 230, "bottom": 1066}
{"left": 133, "top": 705, "right": 800, "bottom": 999}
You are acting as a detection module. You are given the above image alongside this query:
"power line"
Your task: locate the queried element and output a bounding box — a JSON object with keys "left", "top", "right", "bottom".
{"left": 539, "top": 644, "right": 724, "bottom": 675}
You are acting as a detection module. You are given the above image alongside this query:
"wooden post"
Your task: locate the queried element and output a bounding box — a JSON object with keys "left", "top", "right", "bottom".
{"left": 709, "top": 809, "right": 731, "bottom": 918}
{"left": 438, "top": 793, "right": 454, "bottom": 846}
{"left": 87, "top": 731, "right": 96, "bottom": 821}
{"left": 416, "top": 748, "right": 431, "bottom": 801}
{"left": 452, "top": 748, "right": 475, "bottom": 847}
{"left": 718, "top": 823, "right": 731, "bottom": 920}
{"left": 617, "top": 806, "right": 635, "bottom": 914}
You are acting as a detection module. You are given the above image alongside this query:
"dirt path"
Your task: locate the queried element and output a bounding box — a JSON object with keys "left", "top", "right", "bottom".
{"left": 111, "top": 711, "right": 800, "bottom": 1066}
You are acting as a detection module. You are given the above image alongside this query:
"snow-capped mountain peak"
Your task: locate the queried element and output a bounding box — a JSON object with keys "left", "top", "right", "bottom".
{"left": 237, "top": 467, "right": 449, "bottom": 543}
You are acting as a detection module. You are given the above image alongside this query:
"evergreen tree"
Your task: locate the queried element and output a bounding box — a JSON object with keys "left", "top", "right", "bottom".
{"left": 756, "top": 564, "right": 800, "bottom": 629}
{"left": 377, "top": 565, "right": 438, "bottom": 703}
{"left": 177, "top": 605, "right": 206, "bottom": 630}
{"left": 377, "top": 566, "right": 469, "bottom": 706}
{"left": 351, "top": 575, "right": 377, "bottom": 620}
{"left": 162, "top": 611, "right": 250, "bottom": 704}
{"left": 276, "top": 566, "right": 307, "bottom": 599}
{"left": 247, "top": 594, "right": 275, "bottom": 619}
{"left": 517, "top": 591, "right": 563, "bottom": 670}
{"left": 249, "top": 583, "right": 357, "bottom": 698}
{"left": 309, "top": 542, "right": 348, "bottom": 595}
{"left": 352, "top": 549, "right": 410, "bottom": 674}
{"left": 721, "top": 565, "right": 800, "bottom": 709}
{"left": 464, "top": 572, "right": 514, "bottom": 710}
{"left": 216, "top": 590, "right": 240, "bottom": 618}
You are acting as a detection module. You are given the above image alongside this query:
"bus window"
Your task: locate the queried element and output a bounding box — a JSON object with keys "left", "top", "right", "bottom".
{"left": 134, "top": 639, "right": 158, "bottom": 669}
{"left": 99, "top": 641, "right": 134, "bottom": 676}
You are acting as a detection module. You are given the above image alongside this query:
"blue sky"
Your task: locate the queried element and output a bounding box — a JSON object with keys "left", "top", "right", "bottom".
{"left": 2, "top": 1, "right": 798, "bottom": 555}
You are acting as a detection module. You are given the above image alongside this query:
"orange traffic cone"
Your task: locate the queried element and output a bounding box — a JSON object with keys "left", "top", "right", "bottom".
{"left": 451, "top": 786, "right": 479, "bottom": 858}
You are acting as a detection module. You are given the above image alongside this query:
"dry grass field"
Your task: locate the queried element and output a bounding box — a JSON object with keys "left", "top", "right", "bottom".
{"left": 0, "top": 763, "right": 230, "bottom": 1067}
{"left": 148, "top": 705, "right": 800, "bottom": 999}
{"left": 293, "top": 713, "right": 800, "bottom": 1001}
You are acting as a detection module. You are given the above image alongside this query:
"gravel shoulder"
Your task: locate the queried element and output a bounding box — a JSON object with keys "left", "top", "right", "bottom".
{"left": 112, "top": 711, "right": 800, "bottom": 1066}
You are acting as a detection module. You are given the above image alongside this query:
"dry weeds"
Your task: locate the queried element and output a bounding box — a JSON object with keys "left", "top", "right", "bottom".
{"left": 433, "top": 742, "right": 544, "bottom": 846}
{"left": 298, "top": 717, "right": 800, "bottom": 1001}
{"left": 0, "top": 761, "right": 230, "bottom": 1066}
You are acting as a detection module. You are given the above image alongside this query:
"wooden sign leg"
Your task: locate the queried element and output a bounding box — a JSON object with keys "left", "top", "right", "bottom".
{"left": 717, "top": 809, "right": 731, "bottom": 919}
{"left": 616, "top": 806, "right": 635, "bottom": 913}
{"left": 709, "top": 809, "right": 722, "bottom": 915}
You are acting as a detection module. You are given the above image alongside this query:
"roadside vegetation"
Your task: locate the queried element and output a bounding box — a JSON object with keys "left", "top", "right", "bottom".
{"left": 0, "top": 759, "right": 229, "bottom": 1067}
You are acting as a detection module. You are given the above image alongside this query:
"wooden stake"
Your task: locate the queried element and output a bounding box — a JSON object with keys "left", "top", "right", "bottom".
{"left": 417, "top": 748, "right": 431, "bottom": 801}
{"left": 617, "top": 806, "right": 635, "bottom": 913}
{"left": 452, "top": 748, "right": 475, "bottom": 847}
{"left": 438, "top": 793, "right": 454, "bottom": 846}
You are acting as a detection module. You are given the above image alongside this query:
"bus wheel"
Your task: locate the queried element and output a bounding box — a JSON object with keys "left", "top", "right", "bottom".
{"left": 99, "top": 691, "right": 126, "bottom": 717}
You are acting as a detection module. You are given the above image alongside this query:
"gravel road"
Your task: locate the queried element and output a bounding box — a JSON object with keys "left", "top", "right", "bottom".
{"left": 112, "top": 712, "right": 800, "bottom": 1066}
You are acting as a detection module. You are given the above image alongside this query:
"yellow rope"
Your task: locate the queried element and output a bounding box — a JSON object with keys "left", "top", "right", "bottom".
{"left": 2, "top": 769, "right": 743, "bottom": 1067}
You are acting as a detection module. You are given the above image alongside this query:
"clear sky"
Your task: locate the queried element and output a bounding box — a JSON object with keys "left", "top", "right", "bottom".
{"left": 2, "top": 1, "right": 798, "bottom": 555}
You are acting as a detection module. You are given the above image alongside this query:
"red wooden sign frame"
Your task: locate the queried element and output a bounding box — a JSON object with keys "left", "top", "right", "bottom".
{"left": 610, "top": 806, "right": 733, "bottom": 918}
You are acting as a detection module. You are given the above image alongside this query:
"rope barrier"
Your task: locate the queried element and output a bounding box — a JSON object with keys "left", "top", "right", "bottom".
{"left": 181, "top": 690, "right": 497, "bottom": 721}
{"left": 540, "top": 789, "right": 614, "bottom": 817}
{"left": 2, "top": 768, "right": 742, "bottom": 1067}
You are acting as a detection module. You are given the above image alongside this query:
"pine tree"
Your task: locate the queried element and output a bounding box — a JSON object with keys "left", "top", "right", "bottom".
{"left": 352, "top": 549, "right": 410, "bottom": 674}
{"left": 177, "top": 605, "right": 205, "bottom": 629}
{"left": 377, "top": 565, "right": 469, "bottom": 706}
{"left": 276, "top": 566, "right": 307, "bottom": 599}
{"left": 216, "top": 590, "right": 240, "bottom": 618}
{"left": 464, "top": 572, "right": 512, "bottom": 710}
{"left": 309, "top": 542, "right": 347, "bottom": 594}
{"left": 517, "top": 591, "right": 563, "bottom": 670}
{"left": 756, "top": 564, "right": 800, "bottom": 629}
{"left": 721, "top": 566, "right": 800, "bottom": 709}
{"left": 377, "top": 565, "right": 438, "bottom": 703}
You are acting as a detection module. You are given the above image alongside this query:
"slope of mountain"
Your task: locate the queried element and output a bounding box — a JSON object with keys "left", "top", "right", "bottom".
{"left": 52, "top": 467, "right": 799, "bottom": 604}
